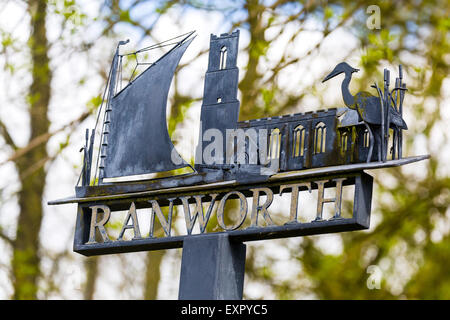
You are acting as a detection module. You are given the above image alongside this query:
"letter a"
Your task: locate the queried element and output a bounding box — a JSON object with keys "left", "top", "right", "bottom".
{"left": 366, "top": 5, "right": 381, "bottom": 30}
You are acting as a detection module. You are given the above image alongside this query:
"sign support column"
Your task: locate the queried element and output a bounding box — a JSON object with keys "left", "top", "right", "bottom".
{"left": 178, "top": 233, "right": 246, "bottom": 300}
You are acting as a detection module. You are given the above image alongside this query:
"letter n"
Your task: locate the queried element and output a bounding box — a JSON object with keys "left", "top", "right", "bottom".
{"left": 148, "top": 199, "right": 175, "bottom": 238}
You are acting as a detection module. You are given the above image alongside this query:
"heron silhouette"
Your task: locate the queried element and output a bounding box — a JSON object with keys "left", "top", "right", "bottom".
{"left": 322, "top": 62, "right": 407, "bottom": 162}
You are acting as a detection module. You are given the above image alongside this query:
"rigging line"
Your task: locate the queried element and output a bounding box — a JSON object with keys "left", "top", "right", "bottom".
{"left": 91, "top": 71, "right": 113, "bottom": 185}
{"left": 93, "top": 55, "right": 114, "bottom": 133}
{"left": 134, "top": 41, "right": 186, "bottom": 53}
{"left": 93, "top": 48, "right": 121, "bottom": 185}
{"left": 76, "top": 168, "right": 82, "bottom": 186}
{"left": 119, "top": 41, "right": 183, "bottom": 56}
{"left": 123, "top": 31, "right": 195, "bottom": 85}
{"left": 115, "top": 55, "right": 122, "bottom": 95}
{"left": 117, "top": 55, "right": 121, "bottom": 92}
{"left": 120, "top": 30, "right": 195, "bottom": 56}
{"left": 93, "top": 39, "right": 129, "bottom": 131}
{"left": 96, "top": 79, "right": 118, "bottom": 185}
{"left": 129, "top": 53, "right": 139, "bottom": 82}
{"left": 94, "top": 97, "right": 111, "bottom": 186}
{"left": 76, "top": 156, "right": 85, "bottom": 187}
{"left": 118, "top": 55, "right": 123, "bottom": 91}
{"left": 85, "top": 53, "right": 114, "bottom": 186}
{"left": 134, "top": 30, "right": 195, "bottom": 53}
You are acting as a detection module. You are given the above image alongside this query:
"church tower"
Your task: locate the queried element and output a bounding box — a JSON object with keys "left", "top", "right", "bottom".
{"left": 196, "top": 30, "right": 240, "bottom": 170}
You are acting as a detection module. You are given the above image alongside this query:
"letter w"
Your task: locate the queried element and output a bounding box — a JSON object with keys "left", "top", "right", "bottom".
{"left": 180, "top": 194, "right": 218, "bottom": 235}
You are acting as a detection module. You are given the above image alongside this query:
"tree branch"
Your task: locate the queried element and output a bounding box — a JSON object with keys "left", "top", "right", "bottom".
{"left": 0, "top": 119, "right": 17, "bottom": 150}
{"left": 0, "top": 111, "right": 90, "bottom": 167}
{"left": 0, "top": 227, "right": 14, "bottom": 246}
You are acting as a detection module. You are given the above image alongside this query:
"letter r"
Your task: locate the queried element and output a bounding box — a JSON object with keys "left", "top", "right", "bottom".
{"left": 86, "top": 205, "right": 111, "bottom": 244}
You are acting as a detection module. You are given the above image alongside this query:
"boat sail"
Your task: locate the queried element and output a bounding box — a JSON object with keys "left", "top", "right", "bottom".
{"left": 102, "top": 34, "right": 195, "bottom": 180}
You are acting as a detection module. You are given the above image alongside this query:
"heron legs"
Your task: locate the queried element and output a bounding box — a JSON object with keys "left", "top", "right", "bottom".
{"left": 373, "top": 126, "right": 382, "bottom": 161}
{"left": 369, "top": 125, "right": 403, "bottom": 162}
{"left": 364, "top": 122, "right": 374, "bottom": 163}
{"left": 387, "top": 126, "right": 402, "bottom": 160}
{"left": 364, "top": 124, "right": 383, "bottom": 162}
{"left": 391, "top": 128, "right": 397, "bottom": 160}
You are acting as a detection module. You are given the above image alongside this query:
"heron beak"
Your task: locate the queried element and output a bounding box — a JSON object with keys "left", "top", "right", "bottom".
{"left": 353, "top": 68, "right": 360, "bottom": 73}
{"left": 322, "top": 68, "right": 343, "bottom": 83}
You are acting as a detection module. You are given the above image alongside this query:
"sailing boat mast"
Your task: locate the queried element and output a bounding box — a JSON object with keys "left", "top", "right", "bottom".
{"left": 97, "top": 40, "right": 129, "bottom": 184}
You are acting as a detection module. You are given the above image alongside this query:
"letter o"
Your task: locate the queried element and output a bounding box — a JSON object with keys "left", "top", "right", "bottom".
{"left": 217, "top": 191, "right": 247, "bottom": 231}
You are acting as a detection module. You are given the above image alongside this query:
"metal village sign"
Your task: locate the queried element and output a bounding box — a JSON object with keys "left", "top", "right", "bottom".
{"left": 49, "top": 30, "right": 429, "bottom": 299}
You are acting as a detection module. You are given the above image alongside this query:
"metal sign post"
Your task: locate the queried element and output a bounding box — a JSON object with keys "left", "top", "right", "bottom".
{"left": 179, "top": 234, "right": 246, "bottom": 300}
{"left": 48, "top": 30, "right": 428, "bottom": 300}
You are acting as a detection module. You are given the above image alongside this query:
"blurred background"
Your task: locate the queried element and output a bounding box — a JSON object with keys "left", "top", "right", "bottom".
{"left": 0, "top": 0, "right": 449, "bottom": 299}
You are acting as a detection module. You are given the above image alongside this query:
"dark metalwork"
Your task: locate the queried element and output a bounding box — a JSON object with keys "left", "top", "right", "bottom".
{"left": 97, "top": 41, "right": 126, "bottom": 182}
{"left": 316, "top": 177, "right": 345, "bottom": 220}
{"left": 178, "top": 234, "right": 246, "bottom": 300}
{"left": 81, "top": 129, "right": 94, "bottom": 186}
{"left": 66, "top": 32, "right": 423, "bottom": 198}
{"left": 104, "top": 34, "right": 194, "bottom": 179}
{"left": 50, "top": 155, "right": 428, "bottom": 204}
{"left": 48, "top": 30, "right": 430, "bottom": 301}
{"left": 69, "top": 170, "right": 373, "bottom": 256}
{"left": 322, "top": 62, "right": 407, "bottom": 163}
{"left": 196, "top": 31, "right": 241, "bottom": 173}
